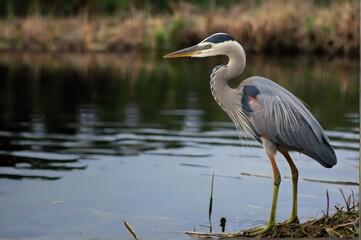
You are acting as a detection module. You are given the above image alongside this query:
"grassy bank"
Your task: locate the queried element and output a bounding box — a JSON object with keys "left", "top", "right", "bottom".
{"left": 0, "top": 0, "right": 358, "bottom": 57}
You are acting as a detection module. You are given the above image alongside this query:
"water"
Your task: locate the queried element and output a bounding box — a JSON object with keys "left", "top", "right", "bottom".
{"left": 0, "top": 52, "right": 358, "bottom": 239}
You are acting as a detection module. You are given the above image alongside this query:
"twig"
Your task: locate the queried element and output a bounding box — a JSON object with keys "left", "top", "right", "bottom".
{"left": 326, "top": 189, "right": 329, "bottom": 217}
{"left": 208, "top": 171, "right": 215, "bottom": 233}
{"left": 332, "top": 219, "right": 359, "bottom": 231}
{"left": 351, "top": 189, "right": 356, "bottom": 209}
{"left": 325, "top": 227, "right": 342, "bottom": 238}
{"left": 172, "top": 230, "right": 242, "bottom": 238}
{"left": 339, "top": 188, "right": 350, "bottom": 211}
{"left": 309, "top": 216, "right": 326, "bottom": 226}
{"left": 124, "top": 220, "right": 139, "bottom": 239}
{"left": 209, "top": 170, "right": 215, "bottom": 222}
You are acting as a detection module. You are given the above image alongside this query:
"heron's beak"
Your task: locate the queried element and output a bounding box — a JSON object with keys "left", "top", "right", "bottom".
{"left": 163, "top": 45, "right": 201, "bottom": 58}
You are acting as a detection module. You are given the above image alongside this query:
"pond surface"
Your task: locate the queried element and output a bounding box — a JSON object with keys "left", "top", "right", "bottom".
{"left": 0, "top": 52, "right": 359, "bottom": 239}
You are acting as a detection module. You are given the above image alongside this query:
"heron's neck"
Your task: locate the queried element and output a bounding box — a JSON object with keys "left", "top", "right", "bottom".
{"left": 225, "top": 43, "right": 246, "bottom": 81}
{"left": 210, "top": 43, "right": 246, "bottom": 112}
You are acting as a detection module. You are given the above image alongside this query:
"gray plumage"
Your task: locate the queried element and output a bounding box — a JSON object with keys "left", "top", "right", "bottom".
{"left": 205, "top": 33, "right": 336, "bottom": 168}
{"left": 164, "top": 33, "right": 337, "bottom": 234}
{"left": 238, "top": 77, "right": 336, "bottom": 168}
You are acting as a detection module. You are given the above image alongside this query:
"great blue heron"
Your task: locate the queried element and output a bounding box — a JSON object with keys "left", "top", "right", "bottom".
{"left": 164, "top": 33, "right": 337, "bottom": 235}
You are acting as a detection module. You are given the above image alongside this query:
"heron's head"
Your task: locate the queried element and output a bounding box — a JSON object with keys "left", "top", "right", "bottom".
{"left": 163, "top": 33, "right": 241, "bottom": 58}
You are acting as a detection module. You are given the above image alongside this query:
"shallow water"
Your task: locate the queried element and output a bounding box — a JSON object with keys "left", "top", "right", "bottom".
{"left": 0, "top": 52, "right": 359, "bottom": 239}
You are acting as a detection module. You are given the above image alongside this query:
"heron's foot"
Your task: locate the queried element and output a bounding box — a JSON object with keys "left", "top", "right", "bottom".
{"left": 279, "top": 215, "right": 299, "bottom": 225}
{"left": 242, "top": 222, "right": 275, "bottom": 236}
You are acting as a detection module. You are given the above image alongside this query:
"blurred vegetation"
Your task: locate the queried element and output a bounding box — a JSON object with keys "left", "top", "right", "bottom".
{"left": 0, "top": 52, "right": 358, "bottom": 133}
{"left": 0, "top": 0, "right": 359, "bottom": 57}
{"left": 0, "top": 0, "right": 347, "bottom": 17}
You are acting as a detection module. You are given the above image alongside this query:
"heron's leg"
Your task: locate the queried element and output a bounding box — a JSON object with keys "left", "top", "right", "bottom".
{"left": 244, "top": 153, "right": 281, "bottom": 236}
{"left": 280, "top": 150, "right": 299, "bottom": 224}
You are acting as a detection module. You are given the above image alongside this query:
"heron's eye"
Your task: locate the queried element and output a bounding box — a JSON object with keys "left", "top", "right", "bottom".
{"left": 206, "top": 44, "right": 212, "bottom": 49}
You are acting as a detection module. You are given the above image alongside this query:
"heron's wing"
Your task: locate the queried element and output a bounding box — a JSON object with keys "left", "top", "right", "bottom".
{"left": 241, "top": 76, "right": 337, "bottom": 168}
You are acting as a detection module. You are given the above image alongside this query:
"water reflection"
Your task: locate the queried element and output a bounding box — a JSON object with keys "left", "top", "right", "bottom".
{"left": 123, "top": 102, "right": 141, "bottom": 127}
{"left": 0, "top": 52, "right": 358, "bottom": 239}
{"left": 0, "top": 51, "right": 358, "bottom": 182}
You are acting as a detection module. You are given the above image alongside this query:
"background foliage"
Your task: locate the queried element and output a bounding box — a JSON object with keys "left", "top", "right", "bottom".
{"left": 0, "top": 0, "right": 346, "bottom": 17}
{"left": 0, "top": 0, "right": 358, "bottom": 57}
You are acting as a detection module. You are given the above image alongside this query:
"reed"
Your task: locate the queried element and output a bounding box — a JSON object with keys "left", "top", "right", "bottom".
{"left": 175, "top": 188, "right": 359, "bottom": 238}
{"left": 0, "top": 0, "right": 358, "bottom": 57}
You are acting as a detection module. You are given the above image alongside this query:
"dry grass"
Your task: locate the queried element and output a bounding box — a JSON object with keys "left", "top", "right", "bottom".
{"left": 173, "top": 189, "right": 359, "bottom": 239}
{"left": 268, "top": 209, "right": 359, "bottom": 238}
{"left": 173, "top": 0, "right": 359, "bottom": 56}
{"left": 0, "top": 0, "right": 358, "bottom": 56}
{"left": 179, "top": 208, "right": 359, "bottom": 238}
{"left": 262, "top": 188, "right": 359, "bottom": 238}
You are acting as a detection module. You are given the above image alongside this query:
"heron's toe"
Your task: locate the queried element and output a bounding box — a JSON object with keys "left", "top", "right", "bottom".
{"left": 242, "top": 222, "right": 275, "bottom": 236}
{"left": 280, "top": 215, "right": 299, "bottom": 225}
